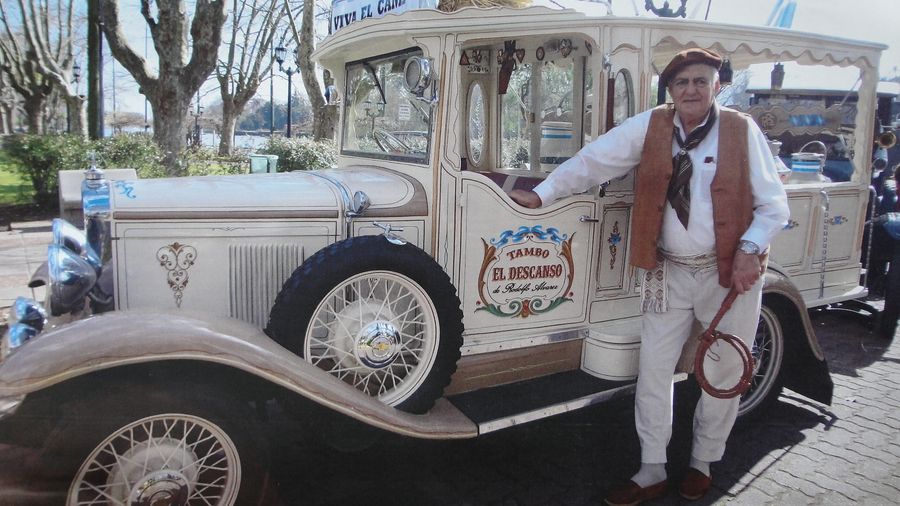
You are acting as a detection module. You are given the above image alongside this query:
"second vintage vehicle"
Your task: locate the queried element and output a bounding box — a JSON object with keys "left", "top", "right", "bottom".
{"left": 0, "top": 4, "right": 886, "bottom": 504}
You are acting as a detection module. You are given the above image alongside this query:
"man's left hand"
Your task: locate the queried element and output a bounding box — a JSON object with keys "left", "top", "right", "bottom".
{"left": 731, "top": 252, "right": 761, "bottom": 294}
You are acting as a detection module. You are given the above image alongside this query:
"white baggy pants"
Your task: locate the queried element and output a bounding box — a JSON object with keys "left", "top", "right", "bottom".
{"left": 636, "top": 260, "right": 762, "bottom": 464}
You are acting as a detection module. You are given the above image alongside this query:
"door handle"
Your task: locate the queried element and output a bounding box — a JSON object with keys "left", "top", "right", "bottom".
{"left": 579, "top": 215, "right": 600, "bottom": 223}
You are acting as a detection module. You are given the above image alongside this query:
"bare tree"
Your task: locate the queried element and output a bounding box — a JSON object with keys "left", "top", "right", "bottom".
{"left": 0, "top": 1, "right": 84, "bottom": 134}
{"left": 100, "top": 0, "right": 227, "bottom": 175}
{"left": 284, "top": 0, "right": 334, "bottom": 141}
{"left": 216, "top": 0, "right": 287, "bottom": 155}
{"left": 0, "top": 55, "right": 19, "bottom": 133}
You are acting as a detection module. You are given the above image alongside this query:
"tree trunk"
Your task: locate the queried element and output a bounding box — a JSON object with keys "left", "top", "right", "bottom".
{"left": 23, "top": 95, "right": 44, "bottom": 134}
{"left": 151, "top": 91, "right": 193, "bottom": 176}
{"left": 0, "top": 106, "right": 10, "bottom": 134}
{"left": 66, "top": 95, "right": 87, "bottom": 137}
{"left": 296, "top": 0, "right": 335, "bottom": 141}
{"left": 218, "top": 98, "right": 238, "bottom": 156}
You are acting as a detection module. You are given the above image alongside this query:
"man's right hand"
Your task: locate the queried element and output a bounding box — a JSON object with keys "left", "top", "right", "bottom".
{"left": 509, "top": 189, "right": 542, "bottom": 209}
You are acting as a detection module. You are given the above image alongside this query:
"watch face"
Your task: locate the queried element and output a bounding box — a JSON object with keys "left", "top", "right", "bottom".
{"left": 740, "top": 242, "right": 759, "bottom": 255}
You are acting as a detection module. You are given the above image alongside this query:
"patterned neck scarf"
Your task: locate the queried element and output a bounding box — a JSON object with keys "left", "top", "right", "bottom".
{"left": 667, "top": 105, "right": 719, "bottom": 229}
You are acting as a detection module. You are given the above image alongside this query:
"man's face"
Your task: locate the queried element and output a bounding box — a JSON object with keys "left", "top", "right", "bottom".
{"left": 668, "top": 63, "right": 720, "bottom": 129}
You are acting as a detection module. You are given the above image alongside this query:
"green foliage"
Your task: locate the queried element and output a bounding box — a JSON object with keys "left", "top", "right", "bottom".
{"left": 180, "top": 147, "right": 248, "bottom": 177}
{"left": 0, "top": 163, "right": 33, "bottom": 206}
{"left": 3, "top": 134, "right": 93, "bottom": 207}
{"left": 1, "top": 133, "right": 336, "bottom": 209}
{"left": 258, "top": 136, "right": 337, "bottom": 171}
{"left": 96, "top": 133, "right": 165, "bottom": 178}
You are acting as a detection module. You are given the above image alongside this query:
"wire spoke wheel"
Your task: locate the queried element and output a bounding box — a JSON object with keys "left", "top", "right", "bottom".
{"left": 267, "top": 235, "right": 464, "bottom": 413}
{"left": 738, "top": 305, "right": 784, "bottom": 418}
{"left": 68, "top": 413, "right": 240, "bottom": 506}
{"left": 306, "top": 271, "right": 439, "bottom": 406}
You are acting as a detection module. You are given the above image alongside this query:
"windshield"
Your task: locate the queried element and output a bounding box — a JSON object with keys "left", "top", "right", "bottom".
{"left": 342, "top": 48, "right": 432, "bottom": 163}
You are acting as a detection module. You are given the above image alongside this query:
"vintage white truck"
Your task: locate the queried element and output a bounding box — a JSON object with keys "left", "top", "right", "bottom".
{"left": 0, "top": 5, "right": 886, "bottom": 504}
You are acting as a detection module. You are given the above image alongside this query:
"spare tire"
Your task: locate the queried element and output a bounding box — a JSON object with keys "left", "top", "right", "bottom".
{"left": 266, "top": 235, "right": 464, "bottom": 414}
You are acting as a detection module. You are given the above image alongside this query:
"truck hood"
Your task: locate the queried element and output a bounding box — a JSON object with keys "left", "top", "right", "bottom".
{"left": 110, "top": 166, "right": 426, "bottom": 220}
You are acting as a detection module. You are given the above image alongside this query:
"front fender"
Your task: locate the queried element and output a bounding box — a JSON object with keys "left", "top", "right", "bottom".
{"left": 763, "top": 268, "right": 834, "bottom": 406}
{"left": 0, "top": 309, "right": 476, "bottom": 439}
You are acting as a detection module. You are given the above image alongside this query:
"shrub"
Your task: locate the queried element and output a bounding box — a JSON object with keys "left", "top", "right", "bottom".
{"left": 181, "top": 147, "right": 248, "bottom": 176}
{"left": 96, "top": 133, "right": 165, "bottom": 178}
{"left": 258, "top": 136, "right": 337, "bottom": 172}
{"left": 3, "top": 134, "right": 93, "bottom": 207}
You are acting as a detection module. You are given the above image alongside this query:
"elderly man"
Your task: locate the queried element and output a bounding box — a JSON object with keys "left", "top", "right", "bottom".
{"left": 510, "top": 48, "right": 789, "bottom": 504}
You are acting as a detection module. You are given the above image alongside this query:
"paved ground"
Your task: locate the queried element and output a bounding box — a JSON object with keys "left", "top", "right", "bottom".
{"left": 0, "top": 220, "right": 50, "bottom": 310}
{"left": 0, "top": 220, "right": 898, "bottom": 505}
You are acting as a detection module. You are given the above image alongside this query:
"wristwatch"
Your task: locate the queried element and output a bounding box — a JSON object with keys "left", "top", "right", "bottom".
{"left": 737, "top": 240, "right": 761, "bottom": 255}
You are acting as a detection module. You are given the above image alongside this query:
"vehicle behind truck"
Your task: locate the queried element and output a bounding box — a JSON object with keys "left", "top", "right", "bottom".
{"left": 0, "top": 5, "right": 886, "bottom": 504}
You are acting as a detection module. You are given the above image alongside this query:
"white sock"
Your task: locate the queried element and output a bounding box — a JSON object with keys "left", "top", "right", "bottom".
{"left": 630, "top": 463, "right": 666, "bottom": 488}
{"left": 689, "top": 457, "right": 711, "bottom": 477}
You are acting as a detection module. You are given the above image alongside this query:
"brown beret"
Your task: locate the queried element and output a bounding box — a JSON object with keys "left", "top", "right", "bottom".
{"left": 660, "top": 48, "right": 722, "bottom": 88}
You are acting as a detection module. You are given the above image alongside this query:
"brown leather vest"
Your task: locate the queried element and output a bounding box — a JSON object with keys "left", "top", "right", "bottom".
{"left": 629, "top": 105, "right": 753, "bottom": 287}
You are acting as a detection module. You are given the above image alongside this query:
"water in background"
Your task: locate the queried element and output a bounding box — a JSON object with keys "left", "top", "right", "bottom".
{"left": 202, "top": 132, "right": 269, "bottom": 151}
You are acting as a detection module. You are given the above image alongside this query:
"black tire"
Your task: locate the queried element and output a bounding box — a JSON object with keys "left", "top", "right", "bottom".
{"left": 26, "top": 380, "right": 271, "bottom": 505}
{"left": 266, "top": 235, "right": 464, "bottom": 414}
{"left": 737, "top": 304, "right": 785, "bottom": 419}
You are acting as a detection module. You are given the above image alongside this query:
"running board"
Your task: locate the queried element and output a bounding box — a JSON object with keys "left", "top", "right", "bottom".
{"left": 447, "top": 370, "right": 637, "bottom": 435}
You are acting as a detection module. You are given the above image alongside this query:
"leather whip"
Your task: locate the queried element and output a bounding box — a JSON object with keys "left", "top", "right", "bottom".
{"left": 694, "top": 288, "right": 755, "bottom": 399}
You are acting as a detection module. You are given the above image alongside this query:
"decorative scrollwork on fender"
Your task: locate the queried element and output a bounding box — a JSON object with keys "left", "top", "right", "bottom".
{"left": 156, "top": 242, "right": 198, "bottom": 308}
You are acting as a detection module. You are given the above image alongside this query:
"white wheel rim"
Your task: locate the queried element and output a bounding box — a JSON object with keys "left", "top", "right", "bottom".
{"left": 739, "top": 306, "right": 784, "bottom": 417}
{"left": 68, "top": 414, "right": 240, "bottom": 506}
{"left": 305, "top": 270, "right": 440, "bottom": 406}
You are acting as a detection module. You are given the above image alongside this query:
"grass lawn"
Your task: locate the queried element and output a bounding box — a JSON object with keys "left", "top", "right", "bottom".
{"left": 0, "top": 151, "right": 33, "bottom": 206}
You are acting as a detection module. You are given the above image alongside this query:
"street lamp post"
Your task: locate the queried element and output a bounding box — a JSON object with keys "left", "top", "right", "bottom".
{"left": 274, "top": 46, "right": 297, "bottom": 138}
{"left": 68, "top": 63, "right": 82, "bottom": 133}
{"left": 190, "top": 93, "right": 204, "bottom": 148}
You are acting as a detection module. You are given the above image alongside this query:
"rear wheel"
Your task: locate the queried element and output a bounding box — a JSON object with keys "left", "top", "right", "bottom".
{"left": 737, "top": 305, "right": 785, "bottom": 418}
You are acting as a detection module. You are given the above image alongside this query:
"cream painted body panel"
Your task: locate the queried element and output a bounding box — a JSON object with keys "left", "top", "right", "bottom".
{"left": 111, "top": 171, "right": 341, "bottom": 217}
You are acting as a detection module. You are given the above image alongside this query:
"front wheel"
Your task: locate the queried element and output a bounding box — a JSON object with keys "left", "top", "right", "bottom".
{"left": 28, "top": 381, "right": 270, "bottom": 505}
{"left": 267, "top": 235, "right": 464, "bottom": 414}
{"left": 737, "top": 304, "right": 785, "bottom": 418}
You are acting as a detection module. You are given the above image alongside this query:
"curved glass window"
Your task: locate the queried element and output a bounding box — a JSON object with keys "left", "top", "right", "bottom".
{"left": 612, "top": 70, "right": 634, "bottom": 127}
{"left": 467, "top": 82, "right": 485, "bottom": 166}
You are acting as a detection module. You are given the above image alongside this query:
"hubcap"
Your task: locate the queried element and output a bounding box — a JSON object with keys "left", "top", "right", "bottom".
{"left": 356, "top": 321, "right": 401, "bottom": 368}
{"left": 130, "top": 470, "right": 190, "bottom": 506}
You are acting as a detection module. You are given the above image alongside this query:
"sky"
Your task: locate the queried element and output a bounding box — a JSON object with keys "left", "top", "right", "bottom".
{"left": 109, "top": 0, "right": 900, "bottom": 116}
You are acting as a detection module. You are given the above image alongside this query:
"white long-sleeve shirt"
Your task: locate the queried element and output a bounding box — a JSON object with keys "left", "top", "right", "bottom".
{"left": 533, "top": 106, "right": 789, "bottom": 255}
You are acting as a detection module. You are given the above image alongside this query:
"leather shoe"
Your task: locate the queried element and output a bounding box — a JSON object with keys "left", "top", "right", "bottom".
{"left": 678, "top": 468, "right": 712, "bottom": 500}
{"left": 604, "top": 479, "right": 667, "bottom": 506}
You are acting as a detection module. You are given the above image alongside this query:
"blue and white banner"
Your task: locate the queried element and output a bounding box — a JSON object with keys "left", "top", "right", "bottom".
{"left": 766, "top": 0, "right": 797, "bottom": 28}
{"left": 329, "top": 0, "right": 437, "bottom": 34}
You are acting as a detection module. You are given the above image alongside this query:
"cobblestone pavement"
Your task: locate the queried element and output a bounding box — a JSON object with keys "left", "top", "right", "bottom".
{"left": 1, "top": 218, "right": 898, "bottom": 504}
{"left": 256, "top": 305, "right": 899, "bottom": 506}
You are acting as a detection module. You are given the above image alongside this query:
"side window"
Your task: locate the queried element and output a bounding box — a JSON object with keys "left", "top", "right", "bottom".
{"left": 500, "top": 63, "right": 533, "bottom": 169}
{"left": 468, "top": 82, "right": 486, "bottom": 167}
{"left": 583, "top": 64, "right": 594, "bottom": 144}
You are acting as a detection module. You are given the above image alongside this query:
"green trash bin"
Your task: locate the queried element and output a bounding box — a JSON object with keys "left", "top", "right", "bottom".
{"left": 249, "top": 154, "right": 279, "bottom": 173}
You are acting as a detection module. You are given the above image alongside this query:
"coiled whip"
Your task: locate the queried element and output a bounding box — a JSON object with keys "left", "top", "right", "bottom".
{"left": 694, "top": 289, "right": 755, "bottom": 399}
